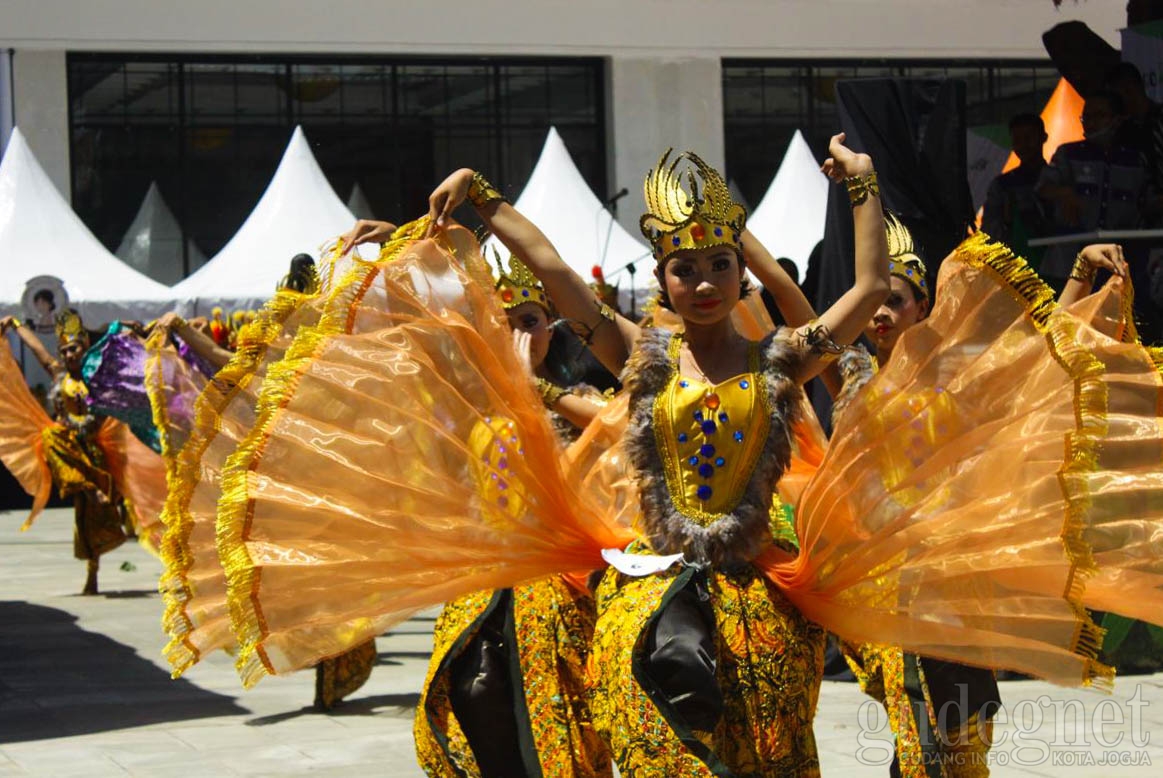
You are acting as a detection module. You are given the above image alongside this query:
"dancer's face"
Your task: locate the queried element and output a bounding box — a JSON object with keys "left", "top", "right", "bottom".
{"left": 658, "top": 246, "right": 741, "bottom": 326}
{"left": 506, "top": 302, "right": 551, "bottom": 369}
{"left": 865, "top": 276, "right": 929, "bottom": 355}
{"left": 58, "top": 340, "right": 86, "bottom": 373}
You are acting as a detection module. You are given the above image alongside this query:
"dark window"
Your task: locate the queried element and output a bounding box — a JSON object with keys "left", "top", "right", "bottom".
{"left": 68, "top": 54, "right": 606, "bottom": 279}
{"left": 722, "top": 59, "right": 1059, "bottom": 208}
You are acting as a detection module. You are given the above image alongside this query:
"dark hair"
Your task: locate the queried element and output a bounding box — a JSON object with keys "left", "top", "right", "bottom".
{"left": 652, "top": 253, "right": 754, "bottom": 312}
{"left": 1086, "top": 89, "right": 1127, "bottom": 116}
{"left": 776, "top": 257, "right": 799, "bottom": 285}
{"left": 1105, "top": 62, "right": 1145, "bottom": 91}
{"left": 542, "top": 320, "right": 620, "bottom": 392}
{"left": 33, "top": 289, "right": 56, "bottom": 308}
{"left": 1008, "top": 113, "right": 1045, "bottom": 134}
{"left": 282, "top": 253, "right": 317, "bottom": 293}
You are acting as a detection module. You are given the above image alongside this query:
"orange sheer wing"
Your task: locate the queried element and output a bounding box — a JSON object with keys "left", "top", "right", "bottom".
{"left": 158, "top": 286, "right": 325, "bottom": 677}
{"left": 216, "top": 220, "right": 632, "bottom": 686}
{"left": 0, "top": 339, "right": 54, "bottom": 526}
{"left": 760, "top": 233, "right": 1163, "bottom": 688}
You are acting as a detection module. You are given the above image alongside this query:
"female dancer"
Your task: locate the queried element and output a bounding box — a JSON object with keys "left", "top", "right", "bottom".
{"left": 1, "top": 311, "right": 130, "bottom": 593}
{"left": 421, "top": 135, "right": 888, "bottom": 775}
{"left": 204, "top": 142, "right": 1163, "bottom": 778}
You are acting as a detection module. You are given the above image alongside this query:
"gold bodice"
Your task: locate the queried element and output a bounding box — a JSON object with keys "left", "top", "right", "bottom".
{"left": 652, "top": 335, "right": 770, "bottom": 523}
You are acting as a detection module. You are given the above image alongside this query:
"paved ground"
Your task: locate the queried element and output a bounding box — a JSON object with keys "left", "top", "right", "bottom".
{"left": 2, "top": 507, "right": 1160, "bottom": 776}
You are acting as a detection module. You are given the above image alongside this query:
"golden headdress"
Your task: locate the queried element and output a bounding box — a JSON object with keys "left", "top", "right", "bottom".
{"left": 54, "top": 309, "right": 89, "bottom": 348}
{"left": 640, "top": 150, "right": 747, "bottom": 264}
{"left": 491, "top": 249, "right": 549, "bottom": 312}
{"left": 885, "top": 212, "right": 928, "bottom": 300}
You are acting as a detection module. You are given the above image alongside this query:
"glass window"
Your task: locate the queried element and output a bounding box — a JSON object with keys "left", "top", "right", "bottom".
{"left": 68, "top": 54, "right": 606, "bottom": 280}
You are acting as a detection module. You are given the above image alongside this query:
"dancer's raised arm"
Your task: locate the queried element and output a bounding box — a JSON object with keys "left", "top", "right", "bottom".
{"left": 427, "top": 168, "right": 640, "bottom": 375}
{"left": 0, "top": 317, "right": 61, "bottom": 375}
{"left": 1058, "top": 244, "right": 1128, "bottom": 307}
{"left": 788, "top": 134, "right": 890, "bottom": 382}
{"left": 741, "top": 230, "right": 818, "bottom": 328}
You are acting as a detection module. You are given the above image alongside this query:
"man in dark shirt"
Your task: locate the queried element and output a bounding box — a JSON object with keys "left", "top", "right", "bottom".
{"left": 1037, "top": 90, "right": 1152, "bottom": 288}
{"left": 982, "top": 113, "right": 1050, "bottom": 263}
{"left": 1106, "top": 61, "right": 1163, "bottom": 213}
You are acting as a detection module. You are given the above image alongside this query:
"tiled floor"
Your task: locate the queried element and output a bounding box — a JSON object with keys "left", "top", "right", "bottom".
{"left": 2, "top": 508, "right": 1159, "bottom": 776}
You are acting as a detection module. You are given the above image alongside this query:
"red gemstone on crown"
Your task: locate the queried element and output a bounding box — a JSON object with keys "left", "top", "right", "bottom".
{"left": 501, "top": 289, "right": 514, "bottom": 302}
{"left": 690, "top": 223, "right": 706, "bottom": 241}
{"left": 704, "top": 392, "right": 721, "bottom": 410}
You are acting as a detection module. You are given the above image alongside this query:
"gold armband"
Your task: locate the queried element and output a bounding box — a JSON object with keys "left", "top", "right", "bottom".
{"left": 468, "top": 171, "right": 506, "bottom": 209}
{"left": 845, "top": 172, "right": 880, "bottom": 207}
{"left": 797, "top": 320, "right": 844, "bottom": 361}
{"left": 535, "top": 378, "right": 572, "bottom": 408}
{"left": 568, "top": 298, "right": 616, "bottom": 345}
{"left": 1069, "top": 252, "right": 1096, "bottom": 285}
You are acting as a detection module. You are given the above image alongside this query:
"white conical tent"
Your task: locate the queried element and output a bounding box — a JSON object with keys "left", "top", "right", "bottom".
{"left": 486, "top": 127, "right": 653, "bottom": 310}
{"left": 347, "top": 182, "right": 376, "bottom": 220}
{"left": 0, "top": 128, "right": 175, "bottom": 323}
{"left": 116, "top": 181, "right": 206, "bottom": 286}
{"left": 172, "top": 126, "right": 370, "bottom": 315}
{"left": 746, "top": 130, "right": 829, "bottom": 281}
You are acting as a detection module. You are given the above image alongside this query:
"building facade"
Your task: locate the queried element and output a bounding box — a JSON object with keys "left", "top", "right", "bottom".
{"left": 1, "top": 0, "right": 1125, "bottom": 277}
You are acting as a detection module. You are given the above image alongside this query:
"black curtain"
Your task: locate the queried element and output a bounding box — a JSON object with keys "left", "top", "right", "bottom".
{"left": 811, "top": 78, "right": 973, "bottom": 430}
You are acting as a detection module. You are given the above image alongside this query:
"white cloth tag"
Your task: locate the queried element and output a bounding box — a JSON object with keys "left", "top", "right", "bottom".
{"left": 601, "top": 547, "right": 684, "bottom": 577}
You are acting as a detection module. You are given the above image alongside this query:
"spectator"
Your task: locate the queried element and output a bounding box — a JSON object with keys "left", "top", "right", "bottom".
{"left": 1106, "top": 62, "right": 1163, "bottom": 203}
{"left": 1036, "top": 90, "right": 1153, "bottom": 288}
{"left": 982, "top": 113, "right": 1051, "bottom": 262}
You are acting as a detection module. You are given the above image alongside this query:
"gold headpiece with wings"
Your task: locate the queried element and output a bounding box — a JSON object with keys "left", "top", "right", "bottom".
{"left": 640, "top": 150, "right": 747, "bottom": 264}
{"left": 54, "top": 309, "right": 89, "bottom": 348}
{"left": 885, "top": 212, "right": 928, "bottom": 300}
{"left": 491, "top": 248, "right": 550, "bottom": 312}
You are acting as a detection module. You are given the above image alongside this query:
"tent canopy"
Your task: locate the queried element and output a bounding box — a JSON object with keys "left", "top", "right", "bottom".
{"left": 0, "top": 127, "right": 175, "bottom": 324}
{"left": 486, "top": 127, "right": 652, "bottom": 308}
{"left": 116, "top": 181, "right": 206, "bottom": 286}
{"left": 746, "top": 130, "right": 828, "bottom": 281}
{"left": 172, "top": 126, "right": 370, "bottom": 314}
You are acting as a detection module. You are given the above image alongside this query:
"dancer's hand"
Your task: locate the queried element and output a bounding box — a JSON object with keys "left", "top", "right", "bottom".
{"left": 0, "top": 316, "right": 18, "bottom": 334}
{"left": 339, "top": 220, "right": 398, "bottom": 257}
{"left": 821, "top": 133, "right": 874, "bottom": 182}
{"left": 154, "top": 312, "right": 185, "bottom": 334}
{"left": 512, "top": 329, "right": 535, "bottom": 379}
{"left": 1078, "top": 244, "right": 1127, "bottom": 278}
{"left": 427, "top": 168, "right": 474, "bottom": 236}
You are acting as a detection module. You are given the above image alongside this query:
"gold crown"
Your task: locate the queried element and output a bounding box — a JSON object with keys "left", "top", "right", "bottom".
{"left": 640, "top": 150, "right": 747, "bottom": 264}
{"left": 491, "top": 249, "right": 549, "bottom": 311}
{"left": 55, "top": 309, "right": 88, "bottom": 347}
{"left": 885, "top": 213, "right": 928, "bottom": 299}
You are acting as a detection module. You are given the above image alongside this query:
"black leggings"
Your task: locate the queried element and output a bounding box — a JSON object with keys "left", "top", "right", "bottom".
{"left": 448, "top": 590, "right": 528, "bottom": 778}
{"left": 642, "top": 575, "right": 724, "bottom": 733}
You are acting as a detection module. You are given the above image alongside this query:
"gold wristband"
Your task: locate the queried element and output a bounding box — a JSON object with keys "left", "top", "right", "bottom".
{"left": 1069, "top": 252, "right": 1096, "bottom": 284}
{"left": 468, "top": 171, "right": 506, "bottom": 209}
{"left": 845, "top": 171, "right": 880, "bottom": 207}
{"left": 535, "top": 378, "right": 571, "bottom": 408}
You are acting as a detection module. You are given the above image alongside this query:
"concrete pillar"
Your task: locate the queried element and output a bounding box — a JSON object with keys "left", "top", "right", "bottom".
{"left": 12, "top": 49, "right": 70, "bottom": 200}
{"left": 607, "top": 56, "right": 724, "bottom": 241}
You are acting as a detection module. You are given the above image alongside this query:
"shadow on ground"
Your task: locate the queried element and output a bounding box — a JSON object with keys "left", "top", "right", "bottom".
{"left": 0, "top": 600, "right": 247, "bottom": 742}
{"left": 245, "top": 693, "right": 421, "bottom": 726}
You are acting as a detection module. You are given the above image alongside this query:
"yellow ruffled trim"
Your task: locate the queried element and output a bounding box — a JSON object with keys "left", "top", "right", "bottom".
{"left": 954, "top": 233, "right": 1114, "bottom": 688}
{"left": 158, "top": 287, "right": 317, "bottom": 678}
{"left": 217, "top": 218, "right": 430, "bottom": 688}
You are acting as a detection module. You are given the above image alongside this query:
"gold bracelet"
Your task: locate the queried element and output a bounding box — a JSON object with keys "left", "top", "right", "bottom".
{"left": 468, "top": 171, "right": 506, "bottom": 209}
{"left": 845, "top": 171, "right": 880, "bottom": 207}
{"left": 1069, "top": 252, "right": 1096, "bottom": 284}
{"left": 535, "top": 378, "right": 571, "bottom": 408}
